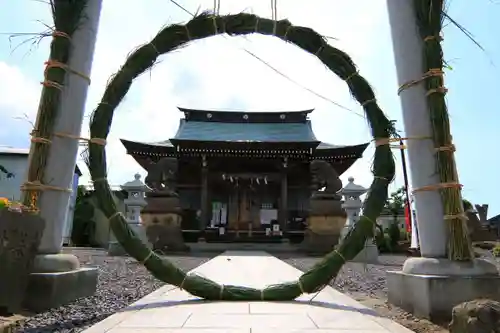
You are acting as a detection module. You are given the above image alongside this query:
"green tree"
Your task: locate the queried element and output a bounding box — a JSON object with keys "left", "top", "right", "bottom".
{"left": 385, "top": 186, "right": 406, "bottom": 223}
{"left": 384, "top": 186, "right": 406, "bottom": 247}
{"left": 71, "top": 185, "right": 97, "bottom": 246}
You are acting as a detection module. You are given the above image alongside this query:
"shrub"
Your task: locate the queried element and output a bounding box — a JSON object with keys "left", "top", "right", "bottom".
{"left": 387, "top": 220, "right": 401, "bottom": 249}
{"left": 375, "top": 224, "right": 391, "bottom": 253}
{"left": 492, "top": 244, "right": 500, "bottom": 258}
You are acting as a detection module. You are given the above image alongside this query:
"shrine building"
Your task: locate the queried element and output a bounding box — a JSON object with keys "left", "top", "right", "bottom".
{"left": 121, "top": 108, "right": 368, "bottom": 242}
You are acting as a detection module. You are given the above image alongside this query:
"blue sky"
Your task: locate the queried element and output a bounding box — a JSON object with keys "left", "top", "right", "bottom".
{"left": 0, "top": 1, "right": 498, "bottom": 216}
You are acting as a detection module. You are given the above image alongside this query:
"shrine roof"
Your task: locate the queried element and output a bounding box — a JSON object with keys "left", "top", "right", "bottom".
{"left": 178, "top": 107, "right": 313, "bottom": 123}
{"left": 172, "top": 119, "right": 318, "bottom": 143}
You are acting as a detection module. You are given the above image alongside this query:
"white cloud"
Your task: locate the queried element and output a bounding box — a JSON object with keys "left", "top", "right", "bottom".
{"left": 1, "top": 0, "right": 406, "bottom": 194}
{"left": 0, "top": 62, "right": 40, "bottom": 142}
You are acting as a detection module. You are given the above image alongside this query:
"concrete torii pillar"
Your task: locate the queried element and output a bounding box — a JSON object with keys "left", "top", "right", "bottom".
{"left": 23, "top": 0, "right": 103, "bottom": 312}
{"left": 385, "top": 0, "right": 500, "bottom": 319}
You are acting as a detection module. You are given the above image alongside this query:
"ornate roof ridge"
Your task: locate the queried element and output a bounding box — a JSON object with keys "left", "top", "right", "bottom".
{"left": 177, "top": 107, "right": 314, "bottom": 114}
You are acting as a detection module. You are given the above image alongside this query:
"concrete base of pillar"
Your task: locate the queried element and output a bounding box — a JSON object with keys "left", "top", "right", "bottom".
{"left": 351, "top": 239, "right": 379, "bottom": 264}
{"left": 23, "top": 267, "right": 98, "bottom": 312}
{"left": 387, "top": 257, "right": 500, "bottom": 321}
{"left": 108, "top": 223, "right": 151, "bottom": 256}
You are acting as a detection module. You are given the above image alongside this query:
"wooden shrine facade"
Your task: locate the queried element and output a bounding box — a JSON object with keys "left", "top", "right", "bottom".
{"left": 121, "top": 108, "right": 368, "bottom": 241}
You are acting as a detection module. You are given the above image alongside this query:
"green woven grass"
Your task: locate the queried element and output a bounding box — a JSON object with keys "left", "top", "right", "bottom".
{"left": 413, "top": 0, "right": 473, "bottom": 261}
{"left": 85, "top": 12, "right": 395, "bottom": 300}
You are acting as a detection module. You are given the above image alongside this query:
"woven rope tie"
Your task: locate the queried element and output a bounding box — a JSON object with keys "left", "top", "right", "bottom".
{"left": 254, "top": 17, "right": 260, "bottom": 33}
{"left": 314, "top": 45, "right": 323, "bottom": 56}
{"left": 219, "top": 284, "right": 225, "bottom": 299}
{"left": 54, "top": 132, "right": 107, "bottom": 146}
{"left": 29, "top": 131, "right": 107, "bottom": 147}
{"left": 212, "top": 16, "right": 218, "bottom": 34}
{"left": 44, "top": 60, "right": 91, "bottom": 84}
{"left": 344, "top": 71, "right": 359, "bottom": 82}
{"left": 108, "top": 211, "right": 123, "bottom": 222}
{"left": 283, "top": 25, "right": 292, "bottom": 40}
{"left": 444, "top": 213, "right": 468, "bottom": 221}
{"left": 149, "top": 42, "right": 160, "bottom": 56}
{"left": 412, "top": 182, "right": 463, "bottom": 194}
{"left": 260, "top": 289, "right": 265, "bottom": 300}
{"left": 374, "top": 176, "right": 389, "bottom": 182}
{"left": 361, "top": 98, "right": 376, "bottom": 107}
{"left": 435, "top": 144, "right": 456, "bottom": 153}
{"left": 398, "top": 68, "right": 444, "bottom": 95}
{"left": 20, "top": 181, "right": 72, "bottom": 193}
{"left": 180, "top": 275, "right": 189, "bottom": 290}
{"left": 424, "top": 35, "right": 444, "bottom": 43}
{"left": 374, "top": 136, "right": 432, "bottom": 147}
{"left": 52, "top": 30, "right": 71, "bottom": 40}
{"left": 426, "top": 87, "right": 448, "bottom": 96}
{"left": 411, "top": 183, "right": 465, "bottom": 223}
{"left": 41, "top": 80, "right": 64, "bottom": 90}
{"left": 92, "top": 177, "right": 108, "bottom": 184}
{"left": 298, "top": 280, "right": 305, "bottom": 294}
{"left": 30, "top": 136, "right": 51, "bottom": 144}
{"left": 141, "top": 251, "right": 153, "bottom": 264}
{"left": 185, "top": 25, "right": 191, "bottom": 41}
{"left": 334, "top": 250, "right": 346, "bottom": 263}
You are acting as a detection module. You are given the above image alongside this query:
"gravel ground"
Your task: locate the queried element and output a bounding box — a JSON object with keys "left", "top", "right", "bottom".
{"left": 16, "top": 248, "right": 214, "bottom": 333}
{"left": 280, "top": 253, "right": 500, "bottom": 333}
{"left": 279, "top": 253, "right": 448, "bottom": 333}
{"left": 14, "top": 248, "right": 500, "bottom": 333}
{"left": 279, "top": 254, "right": 405, "bottom": 298}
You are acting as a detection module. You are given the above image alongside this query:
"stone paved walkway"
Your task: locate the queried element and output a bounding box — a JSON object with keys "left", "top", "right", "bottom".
{"left": 83, "top": 251, "right": 414, "bottom": 332}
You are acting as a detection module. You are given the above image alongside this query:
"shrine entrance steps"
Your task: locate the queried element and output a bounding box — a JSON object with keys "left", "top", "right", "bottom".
{"left": 82, "top": 251, "right": 414, "bottom": 332}
{"left": 188, "top": 241, "right": 300, "bottom": 254}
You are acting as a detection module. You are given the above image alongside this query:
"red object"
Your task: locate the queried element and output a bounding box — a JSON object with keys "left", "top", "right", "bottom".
{"left": 404, "top": 201, "right": 411, "bottom": 233}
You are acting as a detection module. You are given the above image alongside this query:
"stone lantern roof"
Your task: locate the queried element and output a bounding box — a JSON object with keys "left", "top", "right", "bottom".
{"left": 339, "top": 177, "right": 367, "bottom": 196}
{"left": 121, "top": 173, "right": 150, "bottom": 192}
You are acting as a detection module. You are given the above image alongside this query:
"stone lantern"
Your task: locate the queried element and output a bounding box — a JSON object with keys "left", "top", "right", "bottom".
{"left": 108, "top": 173, "right": 152, "bottom": 255}
{"left": 339, "top": 176, "right": 378, "bottom": 263}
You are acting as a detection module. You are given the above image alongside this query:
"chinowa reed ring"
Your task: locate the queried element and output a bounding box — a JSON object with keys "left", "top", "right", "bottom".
{"left": 85, "top": 12, "right": 396, "bottom": 301}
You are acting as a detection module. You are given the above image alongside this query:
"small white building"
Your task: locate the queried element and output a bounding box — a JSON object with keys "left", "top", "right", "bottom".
{"left": 0, "top": 147, "right": 82, "bottom": 244}
{"left": 376, "top": 207, "right": 407, "bottom": 232}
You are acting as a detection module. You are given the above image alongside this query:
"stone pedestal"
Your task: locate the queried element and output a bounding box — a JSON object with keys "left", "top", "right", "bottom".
{"left": 108, "top": 223, "right": 151, "bottom": 256}
{"left": 387, "top": 257, "right": 500, "bottom": 321}
{"left": 352, "top": 240, "right": 379, "bottom": 264}
{"left": 141, "top": 195, "right": 189, "bottom": 252}
{"left": 24, "top": 267, "right": 98, "bottom": 312}
{"left": 301, "top": 198, "right": 345, "bottom": 255}
{"left": 23, "top": 253, "right": 98, "bottom": 312}
{"left": 341, "top": 225, "right": 378, "bottom": 263}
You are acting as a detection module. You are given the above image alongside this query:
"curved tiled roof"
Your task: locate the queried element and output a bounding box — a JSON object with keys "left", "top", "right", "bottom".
{"left": 173, "top": 119, "right": 318, "bottom": 142}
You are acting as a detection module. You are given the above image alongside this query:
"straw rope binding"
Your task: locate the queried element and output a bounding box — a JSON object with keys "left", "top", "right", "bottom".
{"left": 397, "top": 68, "right": 445, "bottom": 95}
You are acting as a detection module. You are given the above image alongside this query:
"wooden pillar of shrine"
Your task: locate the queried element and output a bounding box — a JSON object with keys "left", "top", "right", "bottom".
{"left": 279, "top": 157, "right": 288, "bottom": 234}
{"left": 200, "top": 155, "right": 209, "bottom": 233}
